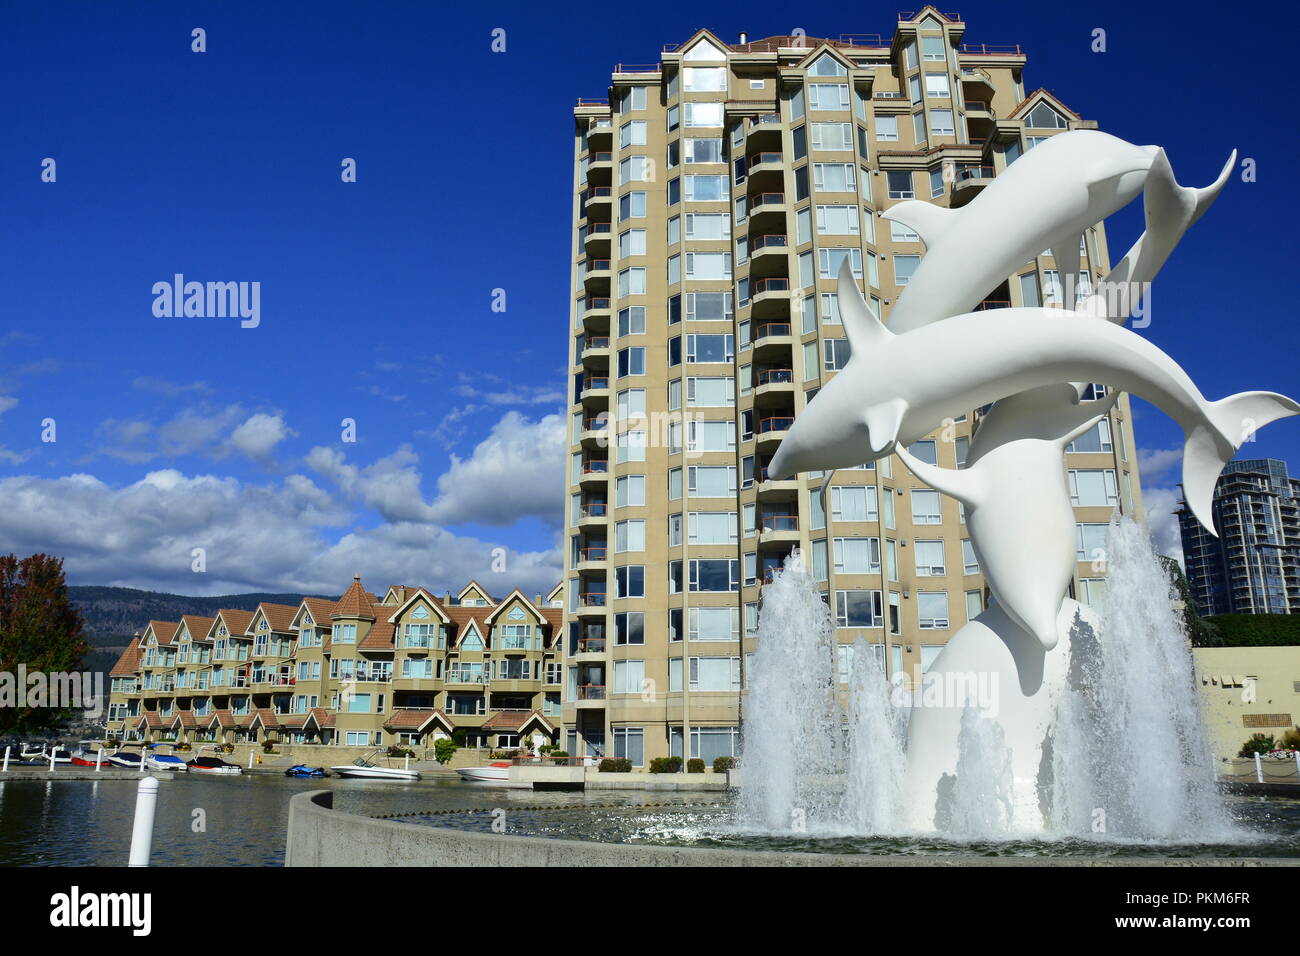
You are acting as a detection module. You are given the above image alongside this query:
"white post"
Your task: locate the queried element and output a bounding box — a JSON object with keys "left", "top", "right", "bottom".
{"left": 96, "top": 748, "right": 103, "bottom": 772}
{"left": 1294, "top": 749, "right": 1300, "bottom": 782}
{"left": 248, "top": 750, "right": 254, "bottom": 769}
{"left": 2, "top": 746, "right": 8, "bottom": 772}
{"left": 127, "top": 776, "right": 160, "bottom": 867}
{"left": 405, "top": 753, "right": 410, "bottom": 771}
{"left": 138, "top": 750, "right": 146, "bottom": 773}
{"left": 48, "top": 750, "right": 56, "bottom": 773}
{"left": 1255, "top": 751, "right": 1264, "bottom": 783}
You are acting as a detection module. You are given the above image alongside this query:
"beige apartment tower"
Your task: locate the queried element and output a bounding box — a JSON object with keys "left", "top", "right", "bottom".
{"left": 561, "top": 7, "right": 1144, "bottom": 767}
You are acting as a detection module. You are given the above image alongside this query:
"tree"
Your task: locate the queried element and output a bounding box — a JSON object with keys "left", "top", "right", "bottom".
{"left": 0, "top": 554, "right": 91, "bottom": 733}
{"left": 434, "top": 738, "right": 457, "bottom": 765}
{"left": 1159, "top": 555, "right": 1221, "bottom": 647}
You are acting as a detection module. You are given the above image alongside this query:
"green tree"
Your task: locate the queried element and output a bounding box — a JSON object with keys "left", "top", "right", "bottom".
{"left": 0, "top": 554, "right": 91, "bottom": 733}
{"left": 1160, "top": 555, "right": 1221, "bottom": 647}
{"left": 434, "top": 738, "right": 457, "bottom": 765}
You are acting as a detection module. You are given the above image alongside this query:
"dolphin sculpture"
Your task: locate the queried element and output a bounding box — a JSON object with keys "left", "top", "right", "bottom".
{"left": 893, "top": 384, "right": 1119, "bottom": 650}
{"left": 878, "top": 130, "right": 1161, "bottom": 334}
{"left": 767, "top": 263, "right": 1300, "bottom": 534}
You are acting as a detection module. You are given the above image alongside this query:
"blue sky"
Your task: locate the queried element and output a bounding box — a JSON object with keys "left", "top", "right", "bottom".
{"left": 0, "top": 0, "right": 1295, "bottom": 594}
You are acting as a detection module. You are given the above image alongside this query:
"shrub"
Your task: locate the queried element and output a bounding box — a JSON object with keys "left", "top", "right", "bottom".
{"left": 687, "top": 758, "right": 705, "bottom": 773}
{"left": 386, "top": 745, "right": 415, "bottom": 758}
{"left": 1276, "top": 727, "right": 1300, "bottom": 751}
{"left": 599, "top": 757, "right": 632, "bottom": 773}
{"left": 549, "top": 750, "right": 569, "bottom": 761}
{"left": 261, "top": 739, "right": 275, "bottom": 753}
{"left": 433, "top": 738, "right": 457, "bottom": 765}
{"left": 1239, "top": 733, "right": 1276, "bottom": 758}
{"left": 649, "top": 756, "right": 683, "bottom": 774}
{"left": 713, "top": 756, "right": 736, "bottom": 773}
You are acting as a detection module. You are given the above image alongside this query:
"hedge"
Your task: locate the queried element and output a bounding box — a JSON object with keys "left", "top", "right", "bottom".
{"left": 1203, "top": 614, "right": 1300, "bottom": 647}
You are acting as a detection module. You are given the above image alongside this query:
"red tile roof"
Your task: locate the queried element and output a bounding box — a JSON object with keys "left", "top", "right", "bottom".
{"left": 178, "top": 616, "right": 215, "bottom": 643}
{"left": 214, "top": 609, "right": 254, "bottom": 638}
{"left": 147, "top": 620, "right": 180, "bottom": 646}
{"left": 382, "top": 708, "right": 453, "bottom": 732}
{"left": 305, "top": 707, "right": 335, "bottom": 729}
{"left": 258, "top": 602, "right": 299, "bottom": 632}
{"left": 300, "top": 597, "right": 337, "bottom": 629}
{"left": 332, "top": 575, "right": 377, "bottom": 621}
{"left": 110, "top": 638, "right": 142, "bottom": 676}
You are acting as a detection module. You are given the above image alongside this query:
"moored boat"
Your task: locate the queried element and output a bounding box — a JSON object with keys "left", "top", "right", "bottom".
{"left": 144, "top": 752, "right": 187, "bottom": 772}
{"left": 107, "top": 750, "right": 143, "bottom": 769}
{"left": 186, "top": 755, "right": 243, "bottom": 775}
{"left": 284, "top": 764, "right": 329, "bottom": 778}
{"left": 330, "top": 750, "right": 421, "bottom": 781}
{"left": 456, "top": 761, "right": 513, "bottom": 783}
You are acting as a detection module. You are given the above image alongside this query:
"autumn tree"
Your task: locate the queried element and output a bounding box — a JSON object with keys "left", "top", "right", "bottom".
{"left": 0, "top": 554, "right": 90, "bottom": 733}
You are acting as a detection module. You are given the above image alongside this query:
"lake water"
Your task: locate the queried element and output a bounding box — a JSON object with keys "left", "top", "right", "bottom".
{"left": 0, "top": 773, "right": 720, "bottom": 866}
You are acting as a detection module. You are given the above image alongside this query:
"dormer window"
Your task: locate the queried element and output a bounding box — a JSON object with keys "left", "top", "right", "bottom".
{"left": 1026, "top": 102, "right": 1069, "bottom": 130}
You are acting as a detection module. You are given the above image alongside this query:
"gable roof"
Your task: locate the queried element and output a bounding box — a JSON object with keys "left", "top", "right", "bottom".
{"left": 455, "top": 579, "right": 496, "bottom": 605}
{"left": 209, "top": 609, "right": 253, "bottom": 641}
{"left": 294, "top": 596, "right": 337, "bottom": 630}
{"left": 176, "top": 616, "right": 214, "bottom": 645}
{"left": 144, "top": 620, "right": 180, "bottom": 646}
{"left": 482, "top": 589, "right": 544, "bottom": 625}
{"left": 359, "top": 607, "right": 397, "bottom": 651}
{"left": 1008, "top": 88, "right": 1081, "bottom": 123}
{"left": 385, "top": 587, "right": 452, "bottom": 625}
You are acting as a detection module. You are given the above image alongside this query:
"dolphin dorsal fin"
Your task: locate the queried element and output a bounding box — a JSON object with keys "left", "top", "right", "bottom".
{"left": 1050, "top": 234, "right": 1083, "bottom": 302}
{"left": 894, "top": 442, "right": 986, "bottom": 511}
{"left": 837, "top": 259, "right": 892, "bottom": 357}
{"left": 1189, "top": 149, "right": 1236, "bottom": 229}
{"left": 879, "top": 201, "right": 955, "bottom": 249}
{"left": 864, "top": 398, "right": 908, "bottom": 455}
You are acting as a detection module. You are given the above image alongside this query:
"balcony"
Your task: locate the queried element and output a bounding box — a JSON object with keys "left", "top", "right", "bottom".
{"left": 577, "top": 502, "right": 608, "bottom": 527}
{"left": 579, "top": 458, "right": 609, "bottom": 487}
{"left": 752, "top": 322, "right": 794, "bottom": 350}
{"left": 580, "top": 335, "right": 611, "bottom": 362}
{"left": 575, "top": 594, "right": 608, "bottom": 617}
{"left": 587, "top": 150, "right": 613, "bottom": 177}
{"left": 758, "top": 513, "right": 800, "bottom": 546}
{"left": 583, "top": 186, "right": 612, "bottom": 219}
{"left": 575, "top": 637, "right": 607, "bottom": 656}
{"left": 583, "top": 222, "right": 611, "bottom": 253}
{"left": 576, "top": 545, "right": 609, "bottom": 570}
{"left": 950, "top": 165, "right": 995, "bottom": 208}
{"left": 749, "top": 192, "right": 787, "bottom": 218}
{"left": 583, "top": 258, "right": 611, "bottom": 291}
{"left": 756, "top": 463, "right": 800, "bottom": 498}
{"left": 751, "top": 277, "right": 790, "bottom": 308}
{"left": 579, "top": 415, "right": 609, "bottom": 447}
{"left": 747, "top": 151, "right": 783, "bottom": 178}
{"left": 756, "top": 415, "right": 795, "bottom": 448}
{"left": 974, "top": 298, "right": 1011, "bottom": 311}
{"left": 580, "top": 375, "right": 610, "bottom": 403}
{"left": 575, "top": 683, "right": 607, "bottom": 708}
{"left": 755, "top": 367, "right": 795, "bottom": 399}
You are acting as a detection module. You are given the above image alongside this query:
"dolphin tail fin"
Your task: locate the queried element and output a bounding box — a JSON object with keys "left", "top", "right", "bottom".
{"left": 1182, "top": 391, "right": 1300, "bottom": 534}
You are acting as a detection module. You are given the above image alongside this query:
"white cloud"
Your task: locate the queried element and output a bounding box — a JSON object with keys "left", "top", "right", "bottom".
{"left": 229, "top": 412, "right": 294, "bottom": 459}
{"left": 1137, "top": 446, "right": 1181, "bottom": 484}
{"left": 427, "top": 411, "right": 566, "bottom": 527}
{"left": 0, "top": 396, "right": 17, "bottom": 415}
{"left": 1143, "top": 485, "right": 1185, "bottom": 567}
{"left": 0, "top": 468, "right": 561, "bottom": 597}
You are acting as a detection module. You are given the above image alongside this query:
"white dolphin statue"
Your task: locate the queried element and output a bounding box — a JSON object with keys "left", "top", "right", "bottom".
{"left": 767, "top": 263, "right": 1300, "bottom": 535}
{"left": 879, "top": 130, "right": 1162, "bottom": 334}
{"left": 893, "top": 384, "right": 1119, "bottom": 649}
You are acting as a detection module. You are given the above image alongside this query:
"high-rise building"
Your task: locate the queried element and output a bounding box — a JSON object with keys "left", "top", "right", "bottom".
{"left": 1178, "top": 459, "right": 1300, "bottom": 615}
{"left": 561, "top": 8, "right": 1144, "bottom": 767}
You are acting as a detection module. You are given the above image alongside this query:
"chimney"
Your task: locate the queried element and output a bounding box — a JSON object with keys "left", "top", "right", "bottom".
{"left": 739, "top": 32, "right": 748, "bottom": 45}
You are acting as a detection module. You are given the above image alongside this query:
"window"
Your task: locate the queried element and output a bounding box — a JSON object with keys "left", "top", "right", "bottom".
{"left": 689, "top": 510, "right": 738, "bottom": 544}
{"left": 620, "top": 87, "right": 647, "bottom": 112}
{"left": 617, "top": 346, "right": 645, "bottom": 377}
{"left": 809, "top": 53, "right": 847, "bottom": 77}
{"left": 688, "top": 465, "right": 736, "bottom": 497}
{"left": 823, "top": 338, "right": 851, "bottom": 371}
{"left": 613, "top": 660, "right": 645, "bottom": 694}
{"left": 614, "top": 611, "right": 645, "bottom": 644}
{"left": 684, "top": 138, "right": 724, "bottom": 163}
{"left": 683, "top": 66, "right": 726, "bottom": 92}
{"left": 688, "top": 419, "right": 735, "bottom": 452}
{"left": 615, "top": 519, "right": 646, "bottom": 553}
{"left": 616, "top": 387, "right": 645, "bottom": 419}
{"left": 617, "top": 306, "right": 645, "bottom": 336}
{"left": 684, "top": 213, "right": 730, "bottom": 240}
{"left": 813, "top": 163, "right": 856, "bottom": 192}
{"left": 912, "top": 489, "right": 942, "bottom": 524}
{"left": 619, "top": 156, "right": 649, "bottom": 184}
{"left": 619, "top": 192, "right": 646, "bottom": 220}
{"left": 809, "top": 83, "right": 850, "bottom": 111}
{"left": 684, "top": 174, "right": 729, "bottom": 201}
{"left": 613, "top": 727, "right": 645, "bottom": 767}
{"left": 618, "top": 268, "right": 646, "bottom": 297}
{"left": 887, "top": 171, "right": 914, "bottom": 199}
{"left": 811, "top": 122, "right": 853, "bottom": 151}
{"left": 875, "top": 115, "right": 899, "bottom": 142}
{"left": 890, "top": 219, "right": 920, "bottom": 243}
{"left": 1069, "top": 469, "right": 1119, "bottom": 507}
{"left": 686, "top": 252, "right": 732, "bottom": 279}
{"left": 1078, "top": 577, "right": 1106, "bottom": 611}
{"left": 915, "top": 539, "right": 945, "bottom": 576}
{"left": 818, "top": 247, "right": 862, "bottom": 278}
{"left": 620, "top": 120, "right": 647, "bottom": 147}
{"left": 962, "top": 539, "right": 979, "bottom": 574}
{"left": 619, "top": 229, "right": 646, "bottom": 258}
{"left": 690, "top": 657, "right": 741, "bottom": 691}
{"left": 1067, "top": 419, "right": 1113, "bottom": 453}
{"left": 834, "top": 537, "right": 881, "bottom": 575}
{"left": 690, "top": 606, "right": 739, "bottom": 641}
{"left": 1018, "top": 272, "right": 1041, "bottom": 308}
{"left": 928, "top": 109, "right": 954, "bottom": 136}
{"left": 685, "top": 290, "right": 732, "bottom": 320}
{"left": 684, "top": 102, "right": 724, "bottom": 127}
{"left": 816, "top": 204, "right": 860, "bottom": 235}
{"left": 894, "top": 254, "right": 921, "bottom": 285}
{"left": 922, "top": 35, "right": 945, "bottom": 61}
{"left": 1026, "top": 102, "right": 1069, "bottom": 129}
{"left": 965, "top": 589, "right": 983, "bottom": 621}
{"left": 835, "top": 590, "right": 884, "bottom": 627}
{"left": 1076, "top": 523, "right": 1109, "bottom": 562}
{"left": 616, "top": 474, "right": 645, "bottom": 507}
{"left": 930, "top": 168, "right": 945, "bottom": 198}
{"left": 831, "top": 485, "right": 877, "bottom": 521}
{"left": 687, "top": 376, "right": 735, "bottom": 407}
{"left": 617, "top": 427, "right": 646, "bottom": 463}
{"left": 689, "top": 559, "right": 740, "bottom": 592}
{"left": 918, "top": 591, "right": 950, "bottom": 629}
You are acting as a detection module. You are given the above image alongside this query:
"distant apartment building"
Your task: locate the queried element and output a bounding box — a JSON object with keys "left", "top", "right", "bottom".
{"left": 561, "top": 8, "right": 1143, "bottom": 766}
{"left": 1178, "top": 458, "right": 1300, "bottom": 615}
{"left": 105, "top": 578, "right": 566, "bottom": 751}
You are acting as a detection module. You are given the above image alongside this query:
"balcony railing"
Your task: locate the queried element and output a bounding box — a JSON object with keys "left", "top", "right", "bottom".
{"left": 752, "top": 234, "right": 788, "bottom": 251}
{"left": 959, "top": 43, "right": 1023, "bottom": 55}
{"left": 974, "top": 299, "right": 1011, "bottom": 310}
{"left": 582, "top": 459, "right": 609, "bottom": 474}
{"left": 582, "top": 336, "right": 610, "bottom": 350}
{"left": 963, "top": 100, "right": 990, "bottom": 113}
{"left": 749, "top": 113, "right": 781, "bottom": 129}
{"left": 580, "top": 502, "right": 608, "bottom": 517}
{"left": 578, "top": 546, "right": 608, "bottom": 562}
{"left": 955, "top": 165, "right": 996, "bottom": 183}
{"left": 590, "top": 151, "right": 612, "bottom": 163}
{"left": 586, "top": 258, "right": 611, "bottom": 274}
{"left": 586, "top": 222, "right": 611, "bottom": 236}
{"left": 582, "top": 415, "right": 608, "bottom": 431}
{"left": 753, "top": 277, "right": 789, "bottom": 294}
{"left": 582, "top": 376, "right": 609, "bottom": 392}
{"left": 585, "top": 297, "right": 610, "bottom": 312}
{"left": 758, "top": 416, "right": 795, "bottom": 434}
{"left": 748, "top": 151, "right": 782, "bottom": 167}
{"left": 760, "top": 514, "right": 799, "bottom": 531}
{"left": 754, "top": 322, "right": 792, "bottom": 338}
{"left": 751, "top": 192, "right": 785, "bottom": 209}
{"left": 578, "top": 637, "right": 607, "bottom": 653}
{"left": 578, "top": 593, "right": 608, "bottom": 607}
{"left": 578, "top": 684, "right": 607, "bottom": 700}
{"left": 757, "top": 367, "right": 794, "bottom": 385}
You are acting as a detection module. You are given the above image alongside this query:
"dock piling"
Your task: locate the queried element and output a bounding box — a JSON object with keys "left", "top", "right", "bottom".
{"left": 127, "top": 776, "right": 159, "bottom": 867}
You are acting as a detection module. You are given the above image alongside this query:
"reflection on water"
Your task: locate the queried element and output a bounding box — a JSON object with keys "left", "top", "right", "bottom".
{"left": 0, "top": 775, "right": 722, "bottom": 867}
{"left": 406, "top": 793, "right": 1300, "bottom": 859}
{"left": 3, "top": 775, "right": 1296, "bottom": 865}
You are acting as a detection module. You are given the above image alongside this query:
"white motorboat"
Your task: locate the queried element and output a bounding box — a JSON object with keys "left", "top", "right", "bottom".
{"left": 456, "top": 761, "right": 513, "bottom": 783}
{"left": 107, "top": 750, "right": 143, "bottom": 769}
{"left": 331, "top": 750, "right": 421, "bottom": 781}
{"left": 144, "top": 752, "right": 187, "bottom": 772}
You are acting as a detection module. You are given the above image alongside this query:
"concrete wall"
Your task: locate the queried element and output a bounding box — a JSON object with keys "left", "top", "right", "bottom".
{"left": 1193, "top": 646, "right": 1300, "bottom": 762}
{"left": 284, "top": 789, "right": 1283, "bottom": 867}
